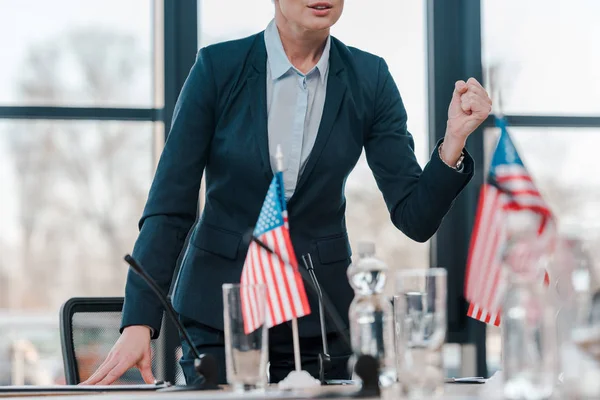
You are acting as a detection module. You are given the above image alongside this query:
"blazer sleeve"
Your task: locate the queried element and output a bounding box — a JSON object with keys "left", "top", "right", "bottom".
{"left": 364, "top": 58, "right": 474, "bottom": 243}
{"left": 120, "top": 48, "right": 217, "bottom": 338}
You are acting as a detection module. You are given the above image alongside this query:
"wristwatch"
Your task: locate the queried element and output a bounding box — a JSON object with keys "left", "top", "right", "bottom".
{"left": 438, "top": 143, "right": 465, "bottom": 170}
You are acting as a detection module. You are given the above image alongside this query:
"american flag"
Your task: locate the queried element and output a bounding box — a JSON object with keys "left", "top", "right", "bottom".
{"left": 465, "top": 118, "right": 555, "bottom": 326}
{"left": 240, "top": 171, "right": 311, "bottom": 334}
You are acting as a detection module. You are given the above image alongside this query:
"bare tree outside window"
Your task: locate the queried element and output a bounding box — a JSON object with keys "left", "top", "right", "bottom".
{"left": 1, "top": 27, "right": 153, "bottom": 311}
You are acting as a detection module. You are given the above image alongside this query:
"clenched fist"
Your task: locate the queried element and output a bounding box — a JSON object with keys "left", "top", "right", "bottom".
{"left": 440, "top": 77, "right": 492, "bottom": 167}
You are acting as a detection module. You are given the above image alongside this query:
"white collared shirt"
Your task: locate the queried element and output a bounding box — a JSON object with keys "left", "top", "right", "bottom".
{"left": 264, "top": 19, "right": 331, "bottom": 199}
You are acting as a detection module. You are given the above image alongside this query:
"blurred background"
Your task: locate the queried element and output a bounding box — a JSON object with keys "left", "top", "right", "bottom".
{"left": 0, "top": 0, "right": 598, "bottom": 386}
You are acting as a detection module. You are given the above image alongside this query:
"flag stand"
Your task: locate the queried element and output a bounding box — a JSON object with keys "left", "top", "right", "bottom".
{"left": 277, "top": 317, "right": 321, "bottom": 389}
{"left": 291, "top": 318, "right": 301, "bottom": 372}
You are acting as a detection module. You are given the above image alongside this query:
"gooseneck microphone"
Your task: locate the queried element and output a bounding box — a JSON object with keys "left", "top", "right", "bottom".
{"left": 124, "top": 254, "right": 220, "bottom": 391}
{"left": 301, "top": 253, "right": 331, "bottom": 384}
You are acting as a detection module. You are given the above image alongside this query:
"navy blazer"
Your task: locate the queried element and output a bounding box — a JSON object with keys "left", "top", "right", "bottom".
{"left": 121, "top": 32, "right": 474, "bottom": 338}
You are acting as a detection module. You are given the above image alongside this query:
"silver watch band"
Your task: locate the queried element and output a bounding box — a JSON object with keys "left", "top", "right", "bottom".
{"left": 438, "top": 143, "right": 465, "bottom": 170}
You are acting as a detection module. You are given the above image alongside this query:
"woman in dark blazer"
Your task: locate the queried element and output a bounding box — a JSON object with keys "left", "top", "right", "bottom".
{"left": 83, "top": 0, "right": 492, "bottom": 386}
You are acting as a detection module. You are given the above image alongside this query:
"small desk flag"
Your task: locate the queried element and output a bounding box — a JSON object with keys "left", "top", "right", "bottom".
{"left": 465, "top": 117, "right": 555, "bottom": 326}
{"left": 240, "top": 171, "right": 311, "bottom": 334}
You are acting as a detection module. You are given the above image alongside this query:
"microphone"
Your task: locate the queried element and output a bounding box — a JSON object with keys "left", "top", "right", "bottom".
{"left": 301, "top": 253, "right": 331, "bottom": 384}
{"left": 249, "top": 235, "right": 382, "bottom": 397}
{"left": 124, "top": 254, "right": 220, "bottom": 391}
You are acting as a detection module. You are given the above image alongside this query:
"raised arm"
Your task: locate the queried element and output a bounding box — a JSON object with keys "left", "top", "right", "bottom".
{"left": 364, "top": 58, "right": 490, "bottom": 242}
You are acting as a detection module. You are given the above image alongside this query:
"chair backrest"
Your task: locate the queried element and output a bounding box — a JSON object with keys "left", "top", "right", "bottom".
{"left": 59, "top": 297, "right": 170, "bottom": 385}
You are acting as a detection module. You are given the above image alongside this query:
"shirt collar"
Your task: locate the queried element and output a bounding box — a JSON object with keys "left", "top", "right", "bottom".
{"left": 264, "top": 19, "right": 330, "bottom": 84}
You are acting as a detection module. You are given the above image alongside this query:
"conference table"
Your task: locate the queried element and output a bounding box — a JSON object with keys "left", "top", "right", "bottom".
{"left": 0, "top": 374, "right": 505, "bottom": 400}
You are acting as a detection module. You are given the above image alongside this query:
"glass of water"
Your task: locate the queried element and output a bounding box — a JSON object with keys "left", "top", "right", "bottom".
{"left": 394, "top": 268, "right": 447, "bottom": 398}
{"left": 222, "top": 283, "right": 268, "bottom": 392}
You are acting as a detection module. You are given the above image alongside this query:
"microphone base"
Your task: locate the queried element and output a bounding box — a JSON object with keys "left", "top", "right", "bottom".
{"left": 159, "top": 354, "right": 222, "bottom": 392}
{"left": 352, "top": 355, "right": 381, "bottom": 398}
{"left": 318, "top": 353, "right": 332, "bottom": 384}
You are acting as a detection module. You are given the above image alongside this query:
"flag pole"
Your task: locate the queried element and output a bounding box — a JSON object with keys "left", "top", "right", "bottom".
{"left": 291, "top": 318, "right": 302, "bottom": 372}
{"left": 273, "top": 144, "right": 318, "bottom": 388}
{"left": 275, "top": 145, "right": 302, "bottom": 372}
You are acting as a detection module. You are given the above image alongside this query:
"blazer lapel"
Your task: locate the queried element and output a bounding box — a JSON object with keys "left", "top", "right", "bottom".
{"left": 247, "top": 33, "right": 273, "bottom": 182}
{"left": 293, "top": 42, "right": 346, "bottom": 199}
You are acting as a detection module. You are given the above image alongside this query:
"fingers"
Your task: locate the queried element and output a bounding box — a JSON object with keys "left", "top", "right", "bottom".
{"left": 458, "top": 78, "right": 492, "bottom": 118}
{"left": 453, "top": 80, "right": 470, "bottom": 114}
{"left": 453, "top": 80, "right": 468, "bottom": 97}
{"left": 462, "top": 93, "right": 491, "bottom": 115}
{"left": 466, "top": 77, "right": 484, "bottom": 90}
{"left": 138, "top": 350, "right": 156, "bottom": 384}
{"left": 461, "top": 102, "right": 472, "bottom": 115}
{"left": 139, "top": 362, "right": 156, "bottom": 384}
{"left": 456, "top": 78, "right": 491, "bottom": 103}
{"left": 80, "top": 327, "right": 153, "bottom": 386}
{"left": 80, "top": 349, "right": 142, "bottom": 385}
{"left": 466, "top": 82, "right": 491, "bottom": 105}
{"left": 80, "top": 356, "right": 119, "bottom": 385}
{"left": 96, "top": 361, "right": 132, "bottom": 385}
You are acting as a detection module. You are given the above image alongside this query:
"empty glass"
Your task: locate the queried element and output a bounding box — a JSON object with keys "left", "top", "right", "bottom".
{"left": 222, "top": 283, "right": 268, "bottom": 392}
{"left": 394, "top": 268, "right": 447, "bottom": 398}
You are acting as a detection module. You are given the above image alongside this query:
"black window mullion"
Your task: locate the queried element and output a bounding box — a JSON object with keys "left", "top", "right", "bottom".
{"left": 483, "top": 115, "right": 600, "bottom": 129}
{"left": 428, "top": 0, "right": 487, "bottom": 378}
{"left": 0, "top": 106, "right": 162, "bottom": 122}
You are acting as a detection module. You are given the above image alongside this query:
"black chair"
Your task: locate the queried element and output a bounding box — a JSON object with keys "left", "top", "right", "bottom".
{"left": 59, "top": 297, "right": 184, "bottom": 385}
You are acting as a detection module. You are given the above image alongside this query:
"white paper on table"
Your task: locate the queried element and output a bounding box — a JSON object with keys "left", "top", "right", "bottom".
{"left": 0, "top": 383, "right": 169, "bottom": 392}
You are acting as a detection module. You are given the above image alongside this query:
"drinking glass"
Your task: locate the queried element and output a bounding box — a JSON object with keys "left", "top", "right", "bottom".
{"left": 222, "top": 283, "right": 268, "bottom": 392}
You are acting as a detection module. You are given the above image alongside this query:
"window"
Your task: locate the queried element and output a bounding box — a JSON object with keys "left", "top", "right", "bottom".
{"left": 0, "top": 121, "right": 154, "bottom": 306}
{"left": 482, "top": 0, "right": 600, "bottom": 116}
{"left": 0, "top": 0, "right": 153, "bottom": 107}
{"left": 0, "top": 121, "right": 154, "bottom": 383}
{"left": 482, "top": 0, "right": 600, "bottom": 375}
{"left": 198, "top": 0, "right": 273, "bottom": 46}
{"left": 0, "top": 0, "right": 158, "bottom": 385}
{"left": 484, "top": 127, "right": 600, "bottom": 224}
{"left": 198, "top": 0, "right": 430, "bottom": 275}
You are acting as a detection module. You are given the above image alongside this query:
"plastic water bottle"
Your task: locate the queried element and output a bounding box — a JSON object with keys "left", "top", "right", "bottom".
{"left": 501, "top": 235, "right": 558, "bottom": 400}
{"left": 558, "top": 235, "right": 600, "bottom": 398}
{"left": 347, "top": 242, "right": 396, "bottom": 387}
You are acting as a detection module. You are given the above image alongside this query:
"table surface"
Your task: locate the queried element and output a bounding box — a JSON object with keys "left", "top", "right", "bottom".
{"left": 0, "top": 376, "right": 505, "bottom": 400}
